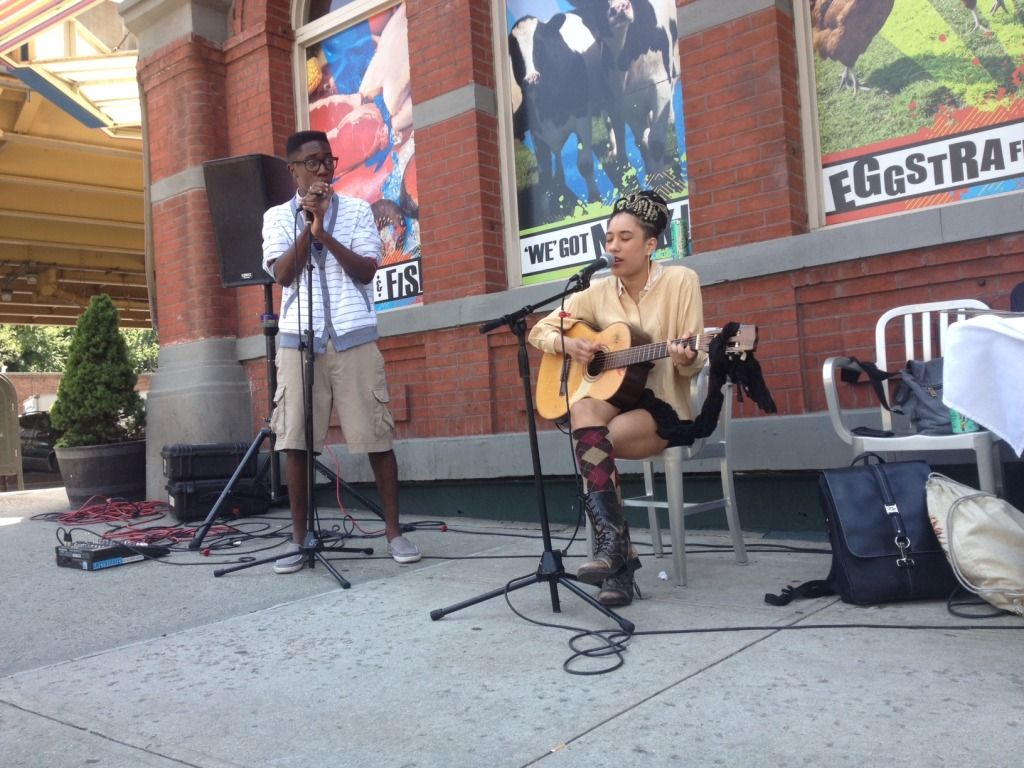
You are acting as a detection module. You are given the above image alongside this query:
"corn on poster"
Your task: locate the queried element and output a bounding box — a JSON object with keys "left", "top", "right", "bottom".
{"left": 305, "top": 4, "right": 422, "bottom": 309}
{"left": 812, "top": 0, "right": 1024, "bottom": 223}
{"left": 506, "top": 0, "right": 689, "bottom": 284}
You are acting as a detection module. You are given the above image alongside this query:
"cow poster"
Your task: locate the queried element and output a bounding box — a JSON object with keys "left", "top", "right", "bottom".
{"left": 305, "top": 4, "right": 422, "bottom": 310}
{"left": 505, "top": 0, "right": 689, "bottom": 285}
{"left": 811, "top": 0, "right": 1024, "bottom": 224}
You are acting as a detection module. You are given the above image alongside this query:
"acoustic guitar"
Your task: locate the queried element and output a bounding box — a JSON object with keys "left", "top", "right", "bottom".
{"left": 535, "top": 321, "right": 758, "bottom": 420}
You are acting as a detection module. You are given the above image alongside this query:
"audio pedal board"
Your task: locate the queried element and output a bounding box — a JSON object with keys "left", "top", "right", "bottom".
{"left": 55, "top": 541, "right": 170, "bottom": 571}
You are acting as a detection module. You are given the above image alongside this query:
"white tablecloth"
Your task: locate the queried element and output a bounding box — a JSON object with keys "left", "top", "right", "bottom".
{"left": 944, "top": 314, "right": 1024, "bottom": 456}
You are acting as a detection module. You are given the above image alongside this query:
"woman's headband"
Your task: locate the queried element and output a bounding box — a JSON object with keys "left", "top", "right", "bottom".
{"left": 612, "top": 192, "right": 669, "bottom": 234}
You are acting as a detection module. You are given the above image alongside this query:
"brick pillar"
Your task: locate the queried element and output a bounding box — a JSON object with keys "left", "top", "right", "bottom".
{"left": 406, "top": 0, "right": 507, "bottom": 302}
{"left": 680, "top": 3, "right": 808, "bottom": 252}
{"left": 122, "top": 0, "right": 255, "bottom": 499}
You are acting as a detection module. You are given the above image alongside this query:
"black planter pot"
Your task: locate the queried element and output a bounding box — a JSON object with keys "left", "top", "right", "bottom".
{"left": 55, "top": 439, "right": 147, "bottom": 508}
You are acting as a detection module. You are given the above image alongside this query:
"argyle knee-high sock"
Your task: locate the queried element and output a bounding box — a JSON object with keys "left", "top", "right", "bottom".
{"left": 572, "top": 426, "right": 620, "bottom": 497}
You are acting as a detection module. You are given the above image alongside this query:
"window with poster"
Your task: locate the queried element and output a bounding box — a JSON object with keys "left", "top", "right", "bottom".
{"left": 497, "top": 0, "right": 691, "bottom": 286}
{"left": 296, "top": 0, "right": 421, "bottom": 310}
{"left": 802, "top": 0, "right": 1024, "bottom": 226}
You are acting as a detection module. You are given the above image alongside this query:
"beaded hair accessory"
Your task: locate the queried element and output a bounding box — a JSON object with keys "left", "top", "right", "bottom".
{"left": 612, "top": 192, "right": 669, "bottom": 233}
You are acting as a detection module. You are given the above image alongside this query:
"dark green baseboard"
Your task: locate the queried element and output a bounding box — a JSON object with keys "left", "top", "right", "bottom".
{"left": 319, "top": 461, "right": 1024, "bottom": 536}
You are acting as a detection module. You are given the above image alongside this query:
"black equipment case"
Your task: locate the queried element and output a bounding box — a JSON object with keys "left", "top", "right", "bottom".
{"left": 166, "top": 477, "right": 269, "bottom": 523}
{"left": 161, "top": 442, "right": 258, "bottom": 482}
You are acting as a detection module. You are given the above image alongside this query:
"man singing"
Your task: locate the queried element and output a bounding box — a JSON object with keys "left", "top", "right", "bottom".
{"left": 261, "top": 130, "right": 420, "bottom": 573}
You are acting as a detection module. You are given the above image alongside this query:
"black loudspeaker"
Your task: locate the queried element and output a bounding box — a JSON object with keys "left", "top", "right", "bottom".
{"left": 203, "top": 154, "right": 295, "bottom": 287}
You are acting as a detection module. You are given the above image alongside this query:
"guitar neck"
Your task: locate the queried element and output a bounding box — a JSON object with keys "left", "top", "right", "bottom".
{"left": 604, "top": 333, "right": 714, "bottom": 370}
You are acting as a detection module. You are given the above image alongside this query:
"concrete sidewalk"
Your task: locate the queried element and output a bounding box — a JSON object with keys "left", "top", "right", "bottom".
{"left": 0, "top": 487, "right": 1021, "bottom": 768}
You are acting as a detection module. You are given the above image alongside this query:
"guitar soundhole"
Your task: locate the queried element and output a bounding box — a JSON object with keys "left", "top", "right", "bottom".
{"left": 586, "top": 351, "right": 606, "bottom": 379}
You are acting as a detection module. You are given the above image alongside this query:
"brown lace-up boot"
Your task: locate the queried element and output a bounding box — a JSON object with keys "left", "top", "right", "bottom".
{"left": 577, "top": 490, "right": 630, "bottom": 585}
{"left": 598, "top": 546, "right": 641, "bottom": 606}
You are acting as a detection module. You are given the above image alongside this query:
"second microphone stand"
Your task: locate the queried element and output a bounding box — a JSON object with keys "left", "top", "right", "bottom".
{"left": 430, "top": 271, "right": 635, "bottom": 635}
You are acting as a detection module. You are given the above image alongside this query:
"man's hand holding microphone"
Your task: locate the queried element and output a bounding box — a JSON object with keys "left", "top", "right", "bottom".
{"left": 300, "top": 181, "right": 332, "bottom": 239}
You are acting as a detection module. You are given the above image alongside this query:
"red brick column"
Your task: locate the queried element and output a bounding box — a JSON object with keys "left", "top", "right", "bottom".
{"left": 220, "top": 3, "right": 297, "bottom": 420}
{"left": 680, "top": 4, "right": 808, "bottom": 252}
{"left": 125, "top": 0, "right": 282, "bottom": 498}
{"left": 407, "top": 0, "right": 507, "bottom": 302}
{"left": 139, "top": 38, "right": 236, "bottom": 343}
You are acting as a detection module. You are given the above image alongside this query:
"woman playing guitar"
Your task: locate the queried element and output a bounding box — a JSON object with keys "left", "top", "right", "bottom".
{"left": 528, "top": 191, "right": 704, "bottom": 607}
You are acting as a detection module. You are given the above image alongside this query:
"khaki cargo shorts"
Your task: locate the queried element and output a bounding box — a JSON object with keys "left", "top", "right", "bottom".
{"left": 271, "top": 342, "right": 395, "bottom": 454}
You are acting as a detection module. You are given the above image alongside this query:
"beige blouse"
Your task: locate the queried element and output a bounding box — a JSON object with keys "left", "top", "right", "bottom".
{"left": 528, "top": 262, "right": 705, "bottom": 418}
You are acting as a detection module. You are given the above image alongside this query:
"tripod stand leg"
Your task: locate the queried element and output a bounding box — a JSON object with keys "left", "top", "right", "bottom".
{"left": 188, "top": 428, "right": 272, "bottom": 550}
{"left": 556, "top": 576, "right": 635, "bottom": 634}
{"left": 429, "top": 555, "right": 635, "bottom": 634}
{"left": 429, "top": 571, "right": 545, "bottom": 620}
{"left": 309, "top": 549, "right": 351, "bottom": 588}
{"left": 211, "top": 540, "right": 352, "bottom": 587}
{"left": 314, "top": 458, "right": 399, "bottom": 525}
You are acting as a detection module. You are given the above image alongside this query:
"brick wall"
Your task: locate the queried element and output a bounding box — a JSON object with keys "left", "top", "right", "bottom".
{"left": 140, "top": 35, "right": 236, "bottom": 345}
{"left": 416, "top": 111, "right": 507, "bottom": 301}
{"left": 222, "top": 13, "right": 297, "bottom": 343}
{"left": 408, "top": 0, "right": 507, "bottom": 300}
{"left": 701, "top": 234, "right": 1024, "bottom": 421}
{"left": 137, "top": 5, "right": 297, "bottom": 345}
{"left": 6, "top": 373, "right": 153, "bottom": 414}
{"left": 134, "top": 0, "right": 1024, "bottom": 453}
{"left": 681, "top": 5, "right": 808, "bottom": 252}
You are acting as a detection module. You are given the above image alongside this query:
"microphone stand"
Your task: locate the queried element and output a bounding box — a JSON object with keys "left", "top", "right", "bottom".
{"left": 429, "top": 268, "right": 635, "bottom": 635}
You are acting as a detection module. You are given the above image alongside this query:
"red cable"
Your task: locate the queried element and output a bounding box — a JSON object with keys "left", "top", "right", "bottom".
{"left": 102, "top": 524, "right": 236, "bottom": 545}
{"left": 58, "top": 498, "right": 169, "bottom": 526}
{"left": 326, "top": 452, "right": 384, "bottom": 536}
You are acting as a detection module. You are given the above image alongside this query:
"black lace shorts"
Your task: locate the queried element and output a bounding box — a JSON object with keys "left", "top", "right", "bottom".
{"left": 631, "top": 390, "right": 696, "bottom": 448}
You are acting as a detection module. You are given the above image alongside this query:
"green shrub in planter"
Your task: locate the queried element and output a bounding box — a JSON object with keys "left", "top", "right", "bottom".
{"left": 50, "top": 294, "right": 145, "bottom": 448}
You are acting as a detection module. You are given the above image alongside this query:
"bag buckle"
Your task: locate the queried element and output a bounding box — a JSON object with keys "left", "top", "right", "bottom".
{"left": 884, "top": 503, "right": 899, "bottom": 516}
{"left": 894, "top": 535, "right": 915, "bottom": 567}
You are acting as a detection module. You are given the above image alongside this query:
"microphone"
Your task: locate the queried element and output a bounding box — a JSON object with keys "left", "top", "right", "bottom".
{"left": 575, "top": 255, "right": 608, "bottom": 284}
{"left": 304, "top": 190, "right": 325, "bottom": 224}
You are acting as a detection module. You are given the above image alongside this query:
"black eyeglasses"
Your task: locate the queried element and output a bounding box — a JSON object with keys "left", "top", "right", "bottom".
{"left": 294, "top": 155, "right": 338, "bottom": 172}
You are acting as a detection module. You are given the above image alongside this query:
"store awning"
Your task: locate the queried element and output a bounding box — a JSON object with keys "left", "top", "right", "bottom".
{"left": 0, "top": 0, "right": 147, "bottom": 328}
{"left": 0, "top": 0, "right": 141, "bottom": 137}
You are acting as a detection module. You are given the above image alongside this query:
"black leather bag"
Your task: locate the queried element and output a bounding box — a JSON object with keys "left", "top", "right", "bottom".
{"left": 766, "top": 456, "right": 959, "bottom": 606}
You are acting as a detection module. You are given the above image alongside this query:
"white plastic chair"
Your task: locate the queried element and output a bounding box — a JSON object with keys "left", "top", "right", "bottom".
{"left": 822, "top": 299, "right": 1003, "bottom": 495}
{"left": 587, "top": 360, "right": 748, "bottom": 586}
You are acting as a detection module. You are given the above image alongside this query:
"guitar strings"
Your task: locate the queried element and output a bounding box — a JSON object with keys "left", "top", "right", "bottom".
{"left": 602, "top": 332, "right": 715, "bottom": 369}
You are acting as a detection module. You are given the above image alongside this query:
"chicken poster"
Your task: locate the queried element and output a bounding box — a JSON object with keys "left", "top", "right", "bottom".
{"left": 306, "top": 4, "right": 422, "bottom": 310}
{"left": 811, "top": 0, "right": 1024, "bottom": 224}
{"left": 505, "top": 0, "right": 689, "bottom": 285}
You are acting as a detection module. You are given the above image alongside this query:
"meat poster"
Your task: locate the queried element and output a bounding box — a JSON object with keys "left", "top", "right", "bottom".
{"left": 810, "top": 0, "right": 1024, "bottom": 224}
{"left": 504, "top": 0, "right": 689, "bottom": 284}
{"left": 306, "top": 3, "right": 422, "bottom": 309}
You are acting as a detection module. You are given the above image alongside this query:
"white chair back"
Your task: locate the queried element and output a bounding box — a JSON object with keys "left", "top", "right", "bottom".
{"left": 873, "top": 300, "right": 988, "bottom": 432}
{"left": 821, "top": 298, "right": 1003, "bottom": 496}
